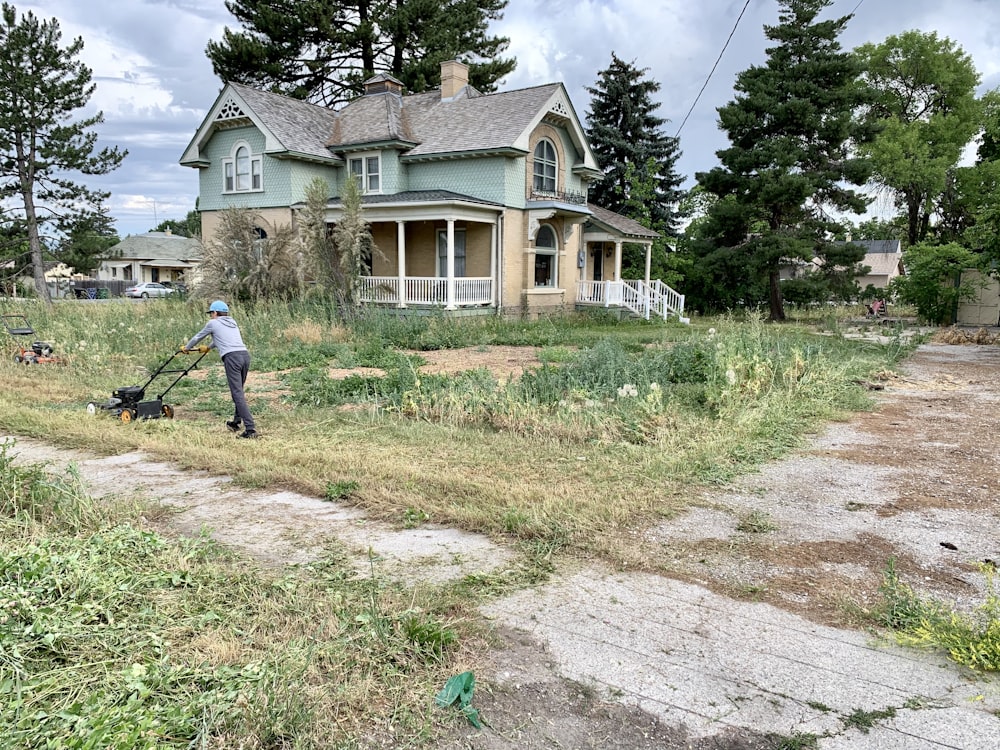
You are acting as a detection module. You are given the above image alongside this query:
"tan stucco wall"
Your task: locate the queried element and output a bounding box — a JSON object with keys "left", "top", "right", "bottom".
{"left": 199, "top": 208, "right": 297, "bottom": 246}
{"left": 497, "top": 209, "right": 584, "bottom": 315}
{"left": 370, "top": 221, "right": 493, "bottom": 277}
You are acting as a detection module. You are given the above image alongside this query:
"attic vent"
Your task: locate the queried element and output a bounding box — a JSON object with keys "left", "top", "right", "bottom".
{"left": 550, "top": 101, "right": 569, "bottom": 117}
{"left": 216, "top": 97, "right": 247, "bottom": 121}
{"left": 363, "top": 73, "right": 403, "bottom": 96}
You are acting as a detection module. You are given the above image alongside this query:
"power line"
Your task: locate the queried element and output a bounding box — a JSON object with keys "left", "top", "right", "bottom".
{"left": 674, "top": 0, "right": 753, "bottom": 138}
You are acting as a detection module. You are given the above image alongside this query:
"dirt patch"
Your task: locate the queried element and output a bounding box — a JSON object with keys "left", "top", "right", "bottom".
{"left": 645, "top": 339, "right": 1000, "bottom": 629}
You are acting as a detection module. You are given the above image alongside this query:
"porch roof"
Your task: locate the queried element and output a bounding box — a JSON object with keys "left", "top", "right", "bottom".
{"left": 583, "top": 203, "right": 661, "bottom": 241}
{"left": 322, "top": 189, "right": 503, "bottom": 209}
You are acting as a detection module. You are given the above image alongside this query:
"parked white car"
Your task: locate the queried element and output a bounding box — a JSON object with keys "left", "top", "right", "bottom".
{"left": 125, "top": 282, "right": 175, "bottom": 299}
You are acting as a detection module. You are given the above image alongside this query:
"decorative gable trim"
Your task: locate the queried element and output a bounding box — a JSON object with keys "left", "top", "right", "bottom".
{"left": 216, "top": 95, "right": 250, "bottom": 124}
{"left": 512, "top": 85, "right": 599, "bottom": 173}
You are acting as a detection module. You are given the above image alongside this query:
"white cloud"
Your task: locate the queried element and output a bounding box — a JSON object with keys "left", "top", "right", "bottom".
{"left": 8, "top": 0, "right": 1000, "bottom": 236}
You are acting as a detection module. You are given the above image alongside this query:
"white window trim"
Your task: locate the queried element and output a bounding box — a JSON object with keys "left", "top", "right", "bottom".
{"left": 348, "top": 152, "right": 383, "bottom": 195}
{"left": 533, "top": 139, "right": 558, "bottom": 193}
{"left": 222, "top": 141, "right": 263, "bottom": 194}
{"left": 533, "top": 224, "right": 558, "bottom": 288}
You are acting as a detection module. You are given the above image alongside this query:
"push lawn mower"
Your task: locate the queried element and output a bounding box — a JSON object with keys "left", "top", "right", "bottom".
{"left": 2, "top": 314, "right": 63, "bottom": 364}
{"left": 87, "top": 348, "right": 210, "bottom": 423}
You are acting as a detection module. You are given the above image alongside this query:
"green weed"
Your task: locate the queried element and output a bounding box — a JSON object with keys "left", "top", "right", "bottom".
{"left": 841, "top": 706, "right": 897, "bottom": 733}
{"left": 736, "top": 509, "right": 778, "bottom": 534}
{"left": 869, "top": 558, "right": 1000, "bottom": 671}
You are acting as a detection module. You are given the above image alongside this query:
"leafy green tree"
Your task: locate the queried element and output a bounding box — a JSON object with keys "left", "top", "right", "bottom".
{"left": 0, "top": 4, "right": 126, "bottom": 302}
{"left": 585, "top": 53, "right": 684, "bottom": 236}
{"left": 154, "top": 210, "right": 202, "bottom": 238}
{"left": 207, "top": 0, "right": 515, "bottom": 106}
{"left": 890, "top": 242, "right": 984, "bottom": 324}
{"left": 855, "top": 31, "right": 981, "bottom": 247}
{"left": 695, "top": 0, "right": 874, "bottom": 320}
{"left": 849, "top": 217, "right": 907, "bottom": 242}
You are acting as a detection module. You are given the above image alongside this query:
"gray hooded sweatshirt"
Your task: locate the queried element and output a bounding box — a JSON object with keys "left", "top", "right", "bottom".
{"left": 185, "top": 316, "right": 248, "bottom": 358}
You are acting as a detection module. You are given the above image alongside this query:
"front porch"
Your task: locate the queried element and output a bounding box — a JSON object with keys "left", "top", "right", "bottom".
{"left": 357, "top": 275, "right": 686, "bottom": 320}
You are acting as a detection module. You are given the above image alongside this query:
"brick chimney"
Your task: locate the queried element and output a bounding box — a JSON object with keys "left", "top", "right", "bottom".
{"left": 440, "top": 60, "right": 469, "bottom": 100}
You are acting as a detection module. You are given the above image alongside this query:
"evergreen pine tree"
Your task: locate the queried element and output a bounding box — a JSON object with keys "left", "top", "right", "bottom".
{"left": 208, "top": 0, "right": 515, "bottom": 106}
{"left": 0, "top": 4, "right": 126, "bottom": 302}
{"left": 585, "top": 53, "right": 684, "bottom": 237}
{"left": 694, "top": 0, "right": 874, "bottom": 320}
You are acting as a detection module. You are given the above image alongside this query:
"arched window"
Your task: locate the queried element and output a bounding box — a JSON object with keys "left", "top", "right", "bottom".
{"left": 534, "top": 224, "right": 557, "bottom": 288}
{"left": 223, "top": 142, "right": 263, "bottom": 193}
{"left": 533, "top": 139, "right": 557, "bottom": 193}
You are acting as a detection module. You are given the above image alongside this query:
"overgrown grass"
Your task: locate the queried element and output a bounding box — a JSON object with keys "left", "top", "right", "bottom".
{"left": 0, "top": 298, "right": 926, "bottom": 745}
{"left": 0, "top": 299, "right": 915, "bottom": 558}
{"left": 0, "top": 439, "right": 485, "bottom": 748}
{"left": 868, "top": 558, "right": 1000, "bottom": 671}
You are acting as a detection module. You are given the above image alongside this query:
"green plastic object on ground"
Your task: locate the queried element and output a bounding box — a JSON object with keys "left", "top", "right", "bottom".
{"left": 435, "top": 670, "right": 482, "bottom": 728}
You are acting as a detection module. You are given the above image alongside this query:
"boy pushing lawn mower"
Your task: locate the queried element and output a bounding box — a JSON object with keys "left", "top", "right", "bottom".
{"left": 182, "top": 300, "right": 258, "bottom": 439}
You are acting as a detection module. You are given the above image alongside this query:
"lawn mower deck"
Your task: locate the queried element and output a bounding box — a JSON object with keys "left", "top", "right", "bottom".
{"left": 2, "top": 314, "right": 63, "bottom": 364}
{"left": 88, "top": 349, "right": 210, "bottom": 422}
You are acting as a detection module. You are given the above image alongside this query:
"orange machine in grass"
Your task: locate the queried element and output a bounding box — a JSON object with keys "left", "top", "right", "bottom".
{"left": 2, "top": 314, "right": 64, "bottom": 364}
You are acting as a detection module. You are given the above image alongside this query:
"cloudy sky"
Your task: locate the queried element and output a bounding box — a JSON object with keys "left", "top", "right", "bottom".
{"left": 19, "top": 0, "right": 1000, "bottom": 238}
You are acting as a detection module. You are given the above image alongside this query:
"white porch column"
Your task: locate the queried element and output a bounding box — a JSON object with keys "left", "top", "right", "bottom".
{"left": 445, "top": 219, "right": 456, "bottom": 309}
{"left": 396, "top": 221, "right": 407, "bottom": 308}
{"left": 490, "top": 221, "right": 498, "bottom": 306}
{"left": 644, "top": 241, "right": 652, "bottom": 285}
{"left": 614, "top": 241, "right": 622, "bottom": 280}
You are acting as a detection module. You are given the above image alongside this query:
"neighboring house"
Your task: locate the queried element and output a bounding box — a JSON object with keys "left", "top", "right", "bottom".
{"left": 779, "top": 238, "right": 904, "bottom": 295}
{"left": 1, "top": 259, "right": 85, "bottom": 298}
{"left": 180, "top": 60, "right": 684, "bottom": 320}
{"left": 96, "top": 230, "right": 203, "bottom": 287}
{"left": 846, "top": 239, "right": 904, "bottom": 292}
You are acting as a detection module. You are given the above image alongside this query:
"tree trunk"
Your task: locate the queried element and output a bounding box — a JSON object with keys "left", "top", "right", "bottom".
{"left": 768, "top": 268, "right": 785, "bottom": 322}
{"left": 22, "top": 189, "right": 52, "bottom": 304}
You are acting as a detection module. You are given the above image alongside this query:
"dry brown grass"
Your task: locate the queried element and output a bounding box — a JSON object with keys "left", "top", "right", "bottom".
{"left": 934, "top": 325, "right": 1000, "bottom": 345}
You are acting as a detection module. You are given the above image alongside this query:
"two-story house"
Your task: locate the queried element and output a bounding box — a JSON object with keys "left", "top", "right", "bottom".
{"left": 180, "top": 61, "right": 684, "bottom": 320}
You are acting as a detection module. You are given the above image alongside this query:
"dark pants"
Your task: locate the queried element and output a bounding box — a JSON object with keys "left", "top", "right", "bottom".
{"left": 222, "top": 350, "right": 255, "bottom": 431}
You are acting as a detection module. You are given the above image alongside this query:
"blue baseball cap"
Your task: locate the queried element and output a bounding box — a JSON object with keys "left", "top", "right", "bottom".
{"left": 208, "top": 300, "right": 229, "bottom": 313}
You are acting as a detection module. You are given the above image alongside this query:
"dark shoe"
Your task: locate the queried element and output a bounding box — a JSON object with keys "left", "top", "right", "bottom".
{"left": 226, "top": 420, "right": 241, "bottom": 432}
{"left": 237, "top": 430, "right": 258, "bottom": 439}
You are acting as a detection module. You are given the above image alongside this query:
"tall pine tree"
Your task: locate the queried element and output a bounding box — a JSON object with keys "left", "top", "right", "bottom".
{"left": 0, "top": 4, "right": 125, "bottom": 302}
{"left": 585, "top": 53, "right": 684, "bottom": 237}
{"left": 694, "top": 0, "right": 874, "bottom": 320}
{"left": 208, "top": 0, "right": 516, "bottom": 106}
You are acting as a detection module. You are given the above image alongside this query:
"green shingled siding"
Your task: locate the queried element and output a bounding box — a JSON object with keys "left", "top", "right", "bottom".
{"left": 556, "top": 128, "right": 588, "bottom": 195}
{"left": 381, "top": 151, "right": 406, "bottom": 193}
{"left": 408, "top": 157, "right": 510, "bottom": 204}
{"left": 504, "top": 158, "right": 527, "bottom": 208}
{"left": 289, "top": 162, "right": 339, "bottom": 199}
{"left": 199, "top": 126, "right": 336, "bottom": 210}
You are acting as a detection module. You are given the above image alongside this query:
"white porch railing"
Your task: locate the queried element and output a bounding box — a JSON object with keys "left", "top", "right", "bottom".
{"left": 576, "top": 279, "right": 686, "bottom": 320}
{"left": 358, "top": 276, "right": 493, "bottom": 307}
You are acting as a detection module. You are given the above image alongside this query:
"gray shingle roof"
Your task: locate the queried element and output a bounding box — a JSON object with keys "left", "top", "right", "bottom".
{"left": 189, "top": 77, "right": 592, "bottom": 170}
{"left": 112, "top": 232, "right": 203, "bottom": 261}
{"left": 839, "top": 239, "right": 901, "bottom": 254}
{"left": 229, "top": 82, "right": 340, "bottom": 161}
{"left": 585, "top": 203, "right": 661, "bottom": 240}
{"left": 402, "top": 85, "right": 562, "bottom": 156}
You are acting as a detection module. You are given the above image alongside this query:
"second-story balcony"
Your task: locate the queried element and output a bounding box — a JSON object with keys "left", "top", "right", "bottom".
{"left": 528, "top": 188, "right": 588, "bottom": 205}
